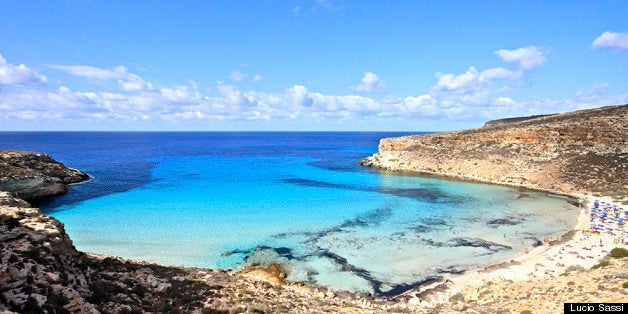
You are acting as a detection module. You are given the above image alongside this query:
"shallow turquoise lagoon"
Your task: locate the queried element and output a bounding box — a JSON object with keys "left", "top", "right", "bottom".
{"left": 51, "top": 153, "right": 578, "bottom": 295}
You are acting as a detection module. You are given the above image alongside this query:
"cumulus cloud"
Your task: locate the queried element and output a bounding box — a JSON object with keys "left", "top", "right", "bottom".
{"left": 2, "top": 76, "right": 626, "bottom": 127}
{"left": 286, "top": 85, "right": 313, "bottom": 107}
{"left": 354, "top": 72, "right": 386, "bottom": 93}
{"left": 495, "top": 46, "right": 547, "bottom": 71}
{"left": 431, "top": 66, "right": 519, "bottom": 97}
{"left": 433, "top": 67, "right": 481, "bottom": 94}
{"left": 253, "top": 74, "right": 262, "bottom": 82}
{"left": 0, "top": 54, "right": 47, "bottom": 86}
{"left": 423, "top": 45, "right": 551, "bottom": 119}
{"left": 592, "top": 31, "right": 628, "bottom": 52}
{"left": 2, "top": 48, "right": 626, "bottom": 128}
{"left": 118, "top": 74, "right": 154, "bottom": 92}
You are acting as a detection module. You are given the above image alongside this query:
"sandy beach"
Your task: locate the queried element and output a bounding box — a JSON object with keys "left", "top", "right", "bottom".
{"left": 407, "top": 194, "right": 628, "bottom": 309}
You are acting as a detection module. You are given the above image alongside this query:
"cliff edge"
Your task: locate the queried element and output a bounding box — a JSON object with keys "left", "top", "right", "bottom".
{"left": 361, "top": 104, "right": 628, "bottom": 201}
{"left": 0, "top": 151, "right": 89, "bottom": 201}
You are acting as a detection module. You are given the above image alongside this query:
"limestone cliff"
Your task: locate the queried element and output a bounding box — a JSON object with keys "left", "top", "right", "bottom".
{"left": 361, "top": 104, "right": 627, "bottom": 201}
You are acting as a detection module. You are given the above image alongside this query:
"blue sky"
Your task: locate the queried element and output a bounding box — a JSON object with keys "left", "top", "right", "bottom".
{"left": 0, "top": 0, "right": 626, "bottom": 131}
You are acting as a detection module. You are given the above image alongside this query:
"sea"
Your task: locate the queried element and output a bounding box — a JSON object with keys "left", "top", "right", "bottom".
{"left": 0, "top": 132, "right": 579, "bottom": 296}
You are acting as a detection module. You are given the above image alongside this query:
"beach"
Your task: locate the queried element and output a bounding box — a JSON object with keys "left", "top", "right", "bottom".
{"left": 404, "top": 194, "right": 627, "bottom": 311}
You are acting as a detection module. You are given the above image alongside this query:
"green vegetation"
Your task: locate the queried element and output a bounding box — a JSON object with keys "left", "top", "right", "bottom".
{"left": 610, "top": 247, "right": 628, "bottom": 258}
{"left": 520, "top": 310, "right": 533, "bottom": 314}
{"left": 623, "top": 281, "right": 628, "bottom": 289}
{"left": 591, "top": 260, "right": 610, "bottom": 269}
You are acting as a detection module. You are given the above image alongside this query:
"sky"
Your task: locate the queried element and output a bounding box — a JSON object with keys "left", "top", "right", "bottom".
{"left": 0, "top": 0, "right": 626, "bottom": 131}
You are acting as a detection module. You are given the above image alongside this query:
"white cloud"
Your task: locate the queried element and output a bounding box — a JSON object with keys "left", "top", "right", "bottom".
{"left": 229, "top": 70, "right": 246, "bottom": 82}
{"left": 49, "top": 64, "right": 128, "bottom": 80}
{"left": 495, "top": 46, "right": 547, "bottom": 71}
{"left": 1, "top": 49, "right": 626, "bottom": 128}
{"left": 286, "top": 85, "right": 313, "bottom": 107}
{"left": 118, "top": 74, "right": 154, "bottom": 92}
{"left": 592, "top": 31, "right": 628, "bottom": 52}
{"left": 480, "top": 67, "right": 520, "bottom": 81}
{"left": 49, "top": 64, "right": 155, "bottom": 92}
{"left": 0, "top": 54, "right": 47, "bottom": 86}
{"left": 2, "top": 76, "right": 626, "bottom": 126}
{"left": 433, "top": 67, "right": 481, "bottom": 94}
{"left": 253, "top": 74, "right": 262, "bottom": 82}
{"left": 354, "top": 72, "right": 386, "bottom": 93}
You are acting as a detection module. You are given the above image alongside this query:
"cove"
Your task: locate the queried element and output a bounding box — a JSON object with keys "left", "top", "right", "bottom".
{"left": 48, "top": 149, "right": 578, "bottom": 295}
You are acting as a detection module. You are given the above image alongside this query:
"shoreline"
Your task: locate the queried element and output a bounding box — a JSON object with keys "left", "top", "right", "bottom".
{"left": 402, "top": 191, "right": 627, "bottom": 307}
{"left": 55, "top": 171, "right": 615, "bottom": 303}
{"left": 4, "top": 168, "right": 625, "bottom": 311}
{"left": 31, "top": 159, "right": 618, "bottom": 300}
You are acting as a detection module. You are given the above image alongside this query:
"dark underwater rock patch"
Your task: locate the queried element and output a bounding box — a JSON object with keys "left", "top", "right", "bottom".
{"left": 419, "top": 217, "right": 449, "bottom": 226}
{"left": 436, "top": 266, "right": 466, "bottom": 275}
{"left": 486, "top": 217, "right": 524, "bottom": 227}
{"left": 282, "top": 177, "right": 450, "bottom": 203}
{"left": 420, "top": 237, "right": 512, "bottom": 253}
{"left": 222, "top": 246, "right": 296, "bottom": 262}
{"left": 406, "top": 224, "right": 433, "bottom": 233}
{"left": 314, "top": 248, "right": 442, "bottom": 297}
{"left": 273, "top": 204, "right": 396, "bottom": 245}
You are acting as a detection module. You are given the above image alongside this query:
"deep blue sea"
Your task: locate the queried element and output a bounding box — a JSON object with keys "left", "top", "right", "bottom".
{"left": 0, "top": 132, "right": 578, "bottom": 295}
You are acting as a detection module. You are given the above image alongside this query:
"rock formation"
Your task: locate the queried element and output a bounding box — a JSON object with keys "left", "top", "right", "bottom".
{"left": 0, "top": 151, "right": 89, "bottom": 201}
{"left": 361, "top": 104, "right": 627, "bottom": 201}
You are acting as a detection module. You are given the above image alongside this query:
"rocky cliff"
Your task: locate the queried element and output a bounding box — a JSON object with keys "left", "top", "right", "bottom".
{"left": 0, "top": 151, "right": 89, "bottom": 201}
{"left": 361, "top": 104, "right": 628, "bottom": 201}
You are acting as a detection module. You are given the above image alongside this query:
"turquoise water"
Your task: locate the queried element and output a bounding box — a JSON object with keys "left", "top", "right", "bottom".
{"left": 53, "top": 154, "right": 577, "bottom": 295}
{"left": 0, "top": 132, "right": 579, "bottom": 295}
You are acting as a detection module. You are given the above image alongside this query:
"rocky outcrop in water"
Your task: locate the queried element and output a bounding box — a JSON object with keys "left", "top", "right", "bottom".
{"left": 0, "top": 151, "right": 89, "bottom": 201}
{"left": 361, "top": 104, "right": 628, "bottom": 201}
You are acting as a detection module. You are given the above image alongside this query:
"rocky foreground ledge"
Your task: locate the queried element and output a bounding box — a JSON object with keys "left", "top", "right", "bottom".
{"left": 361, "top": 104, "right": 627, "bottom": 202}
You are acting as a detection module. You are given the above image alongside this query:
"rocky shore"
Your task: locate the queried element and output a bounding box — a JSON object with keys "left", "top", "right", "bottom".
{"left": 360, "top": 104, "right": 627, "bottom": 201}
{"left": 0, "top": 151, "right": 89, "bottom": 201}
